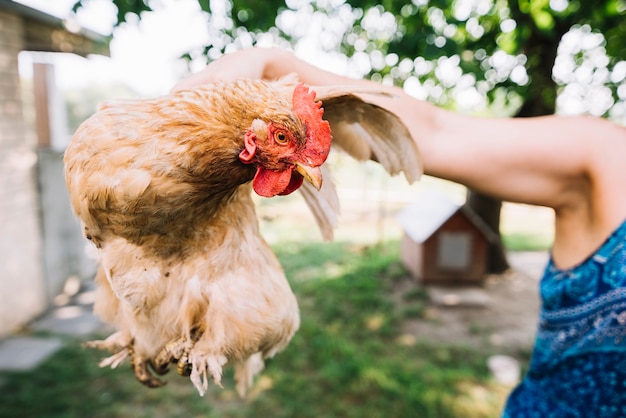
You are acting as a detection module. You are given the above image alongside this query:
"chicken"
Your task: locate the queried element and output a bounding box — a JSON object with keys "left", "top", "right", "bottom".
{"left": 64, "top": 76, "right": 421, "bottom": 396}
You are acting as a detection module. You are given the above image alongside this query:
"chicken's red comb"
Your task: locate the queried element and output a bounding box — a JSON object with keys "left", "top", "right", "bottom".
{"left": 292, "top": 83, "right": 332, "bottom": 166}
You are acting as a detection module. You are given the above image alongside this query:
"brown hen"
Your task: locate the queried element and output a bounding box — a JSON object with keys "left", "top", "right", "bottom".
{"left": 64, "top": 76, "right": 421, "bottom": 396}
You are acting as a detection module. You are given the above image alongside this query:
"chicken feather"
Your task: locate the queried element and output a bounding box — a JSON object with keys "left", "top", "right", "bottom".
{"left": 294, "top": 84, "right": 422, "bottom": 240}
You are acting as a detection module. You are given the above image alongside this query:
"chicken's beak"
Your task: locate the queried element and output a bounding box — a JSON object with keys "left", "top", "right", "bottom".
{"left": 294, "top": 162, "right": 323, "bottom": 190}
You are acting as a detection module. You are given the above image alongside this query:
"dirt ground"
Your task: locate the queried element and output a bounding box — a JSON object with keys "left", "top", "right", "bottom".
{"left": 328, "top": 188, "right": 550, "bottom": 355}
{"left": 393, "top": 251, "right": 548, "bottom": 353}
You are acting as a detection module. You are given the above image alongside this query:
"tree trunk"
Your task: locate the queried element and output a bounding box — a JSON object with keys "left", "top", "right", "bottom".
{"left": 466, "top": 190, "right": 510, "bottom": 274}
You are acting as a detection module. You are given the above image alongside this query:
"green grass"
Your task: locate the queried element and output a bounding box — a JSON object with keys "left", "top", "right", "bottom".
{"left": 502, "top": 232, "right": 552, "bottom": 251}
{"left": 0, "top": 240, "right": 512, "bottom": 418}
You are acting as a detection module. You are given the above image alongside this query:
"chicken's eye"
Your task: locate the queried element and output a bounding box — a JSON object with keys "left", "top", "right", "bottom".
{"left": 274, "top": 131, "right": 289, "bottom": 144}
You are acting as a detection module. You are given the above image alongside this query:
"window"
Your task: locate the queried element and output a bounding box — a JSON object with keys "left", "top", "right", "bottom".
{"left": 436, "top": 231, "right": 472, "bottom": 270}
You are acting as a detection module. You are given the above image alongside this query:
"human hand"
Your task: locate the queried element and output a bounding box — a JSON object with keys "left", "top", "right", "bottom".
{"left": 171, "top": 47, "right": 284, "bottom": 93}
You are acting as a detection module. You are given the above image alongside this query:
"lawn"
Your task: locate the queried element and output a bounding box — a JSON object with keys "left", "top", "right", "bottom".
{"left": 0, "top": 240, "right": 517, "bottom": 418}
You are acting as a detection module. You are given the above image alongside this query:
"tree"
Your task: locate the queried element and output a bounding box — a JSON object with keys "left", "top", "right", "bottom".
{"left": 73, "top": 0, "right": 626, "bottom": 271}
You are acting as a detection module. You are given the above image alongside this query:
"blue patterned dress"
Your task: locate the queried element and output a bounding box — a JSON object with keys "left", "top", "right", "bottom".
{"left": 503, "top": 220, "right": 626, "bottom": 418}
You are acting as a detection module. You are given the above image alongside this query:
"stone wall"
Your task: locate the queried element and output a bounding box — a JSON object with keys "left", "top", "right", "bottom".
{"left": 0, "top": 9, "right": 47, "bottom": 336}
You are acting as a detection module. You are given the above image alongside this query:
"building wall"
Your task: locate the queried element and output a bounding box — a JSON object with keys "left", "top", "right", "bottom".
{"left": 0, "top": 9, "right": 47, "bottom": 337}
{"left": 37, "top": 148, "right": 96, "bottom": 303}
{"left": 400, "top": 232, "right": 424, "bottom": 280}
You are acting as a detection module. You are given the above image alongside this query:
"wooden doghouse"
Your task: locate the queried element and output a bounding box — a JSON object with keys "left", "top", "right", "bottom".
{"left": 397, "top": 190, "right": 499, "bottom": 284}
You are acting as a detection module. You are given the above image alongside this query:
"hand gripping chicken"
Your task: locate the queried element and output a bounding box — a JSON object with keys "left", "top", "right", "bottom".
{"left": 64, "top": 76, "right": 420, "bottom": 396}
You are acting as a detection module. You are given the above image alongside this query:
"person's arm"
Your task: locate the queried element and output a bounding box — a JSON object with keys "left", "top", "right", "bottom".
{"left": 171, "top": 47, "right": 368, "bottom": 91}
{"left": 174, "top": 49, "right": 593, "bottom": 205}
{"left": 173, "top": 47, "right": 626, "bottom": 267}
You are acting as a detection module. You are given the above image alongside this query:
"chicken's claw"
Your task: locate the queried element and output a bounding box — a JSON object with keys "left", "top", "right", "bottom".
{"left": 84, "top": 331, "right": 132, "bottom": 369}
{"left": 152, "top": 328, "right": 201, "bottom": 377}
{"left": 177, "top": 346, "right": 193, "bottom": 377}
{"left": 129, "top": 344, "right": 166, "bottom": 388}
{"left": 98, "top": 347, "right": 129, "bottom": 369}
{"left": 83, "top": 331, "right": 131, "bottom": 353}
{"left": 86, "top": 334, "right": 165, "bottom": 388}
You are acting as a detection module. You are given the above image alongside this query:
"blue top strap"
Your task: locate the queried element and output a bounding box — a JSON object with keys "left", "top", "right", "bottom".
{"left": 529, "top": 220, "right": 626, "bottom": 372}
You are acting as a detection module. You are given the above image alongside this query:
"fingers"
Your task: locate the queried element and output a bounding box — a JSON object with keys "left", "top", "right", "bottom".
{"left": 169, "top": 47, "right": 274, "bottom": 93}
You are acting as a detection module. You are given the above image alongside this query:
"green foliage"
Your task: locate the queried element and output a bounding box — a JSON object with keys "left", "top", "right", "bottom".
{"left": 73, "top": 0, "right": 152, "bottom": 26}
{"left": 0, "top": 241, "right": 511, "bottom": 418}
{"left": 215, "top": 0, "right": 284, "bottom": 32}
{"left": 72, "top": 0, "right": 625, "bottom": 117}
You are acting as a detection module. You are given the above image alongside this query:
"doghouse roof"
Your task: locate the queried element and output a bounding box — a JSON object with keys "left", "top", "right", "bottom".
{"left": 397, "top": 188, "right": 499, "bottom": 244}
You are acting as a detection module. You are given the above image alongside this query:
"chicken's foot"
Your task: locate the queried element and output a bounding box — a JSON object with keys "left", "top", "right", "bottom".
{"left": 88, "top": 335, "right": 165, "bottom": 388}
{"left": 152, "top": 327, "right": 202, "bottom": 377}
{"left": 85, "top": 330, "right": 203, "bottom": 388}
{"left": 128, "top": 342, "right": 166, "bottom": 388}
{"left": 84, "top": 331, "right": 131, "bottom": 369}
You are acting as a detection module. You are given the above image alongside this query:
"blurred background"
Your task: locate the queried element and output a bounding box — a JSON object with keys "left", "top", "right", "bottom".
{"left": 0, "top": 0, "right": 624, "bottom": 416}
